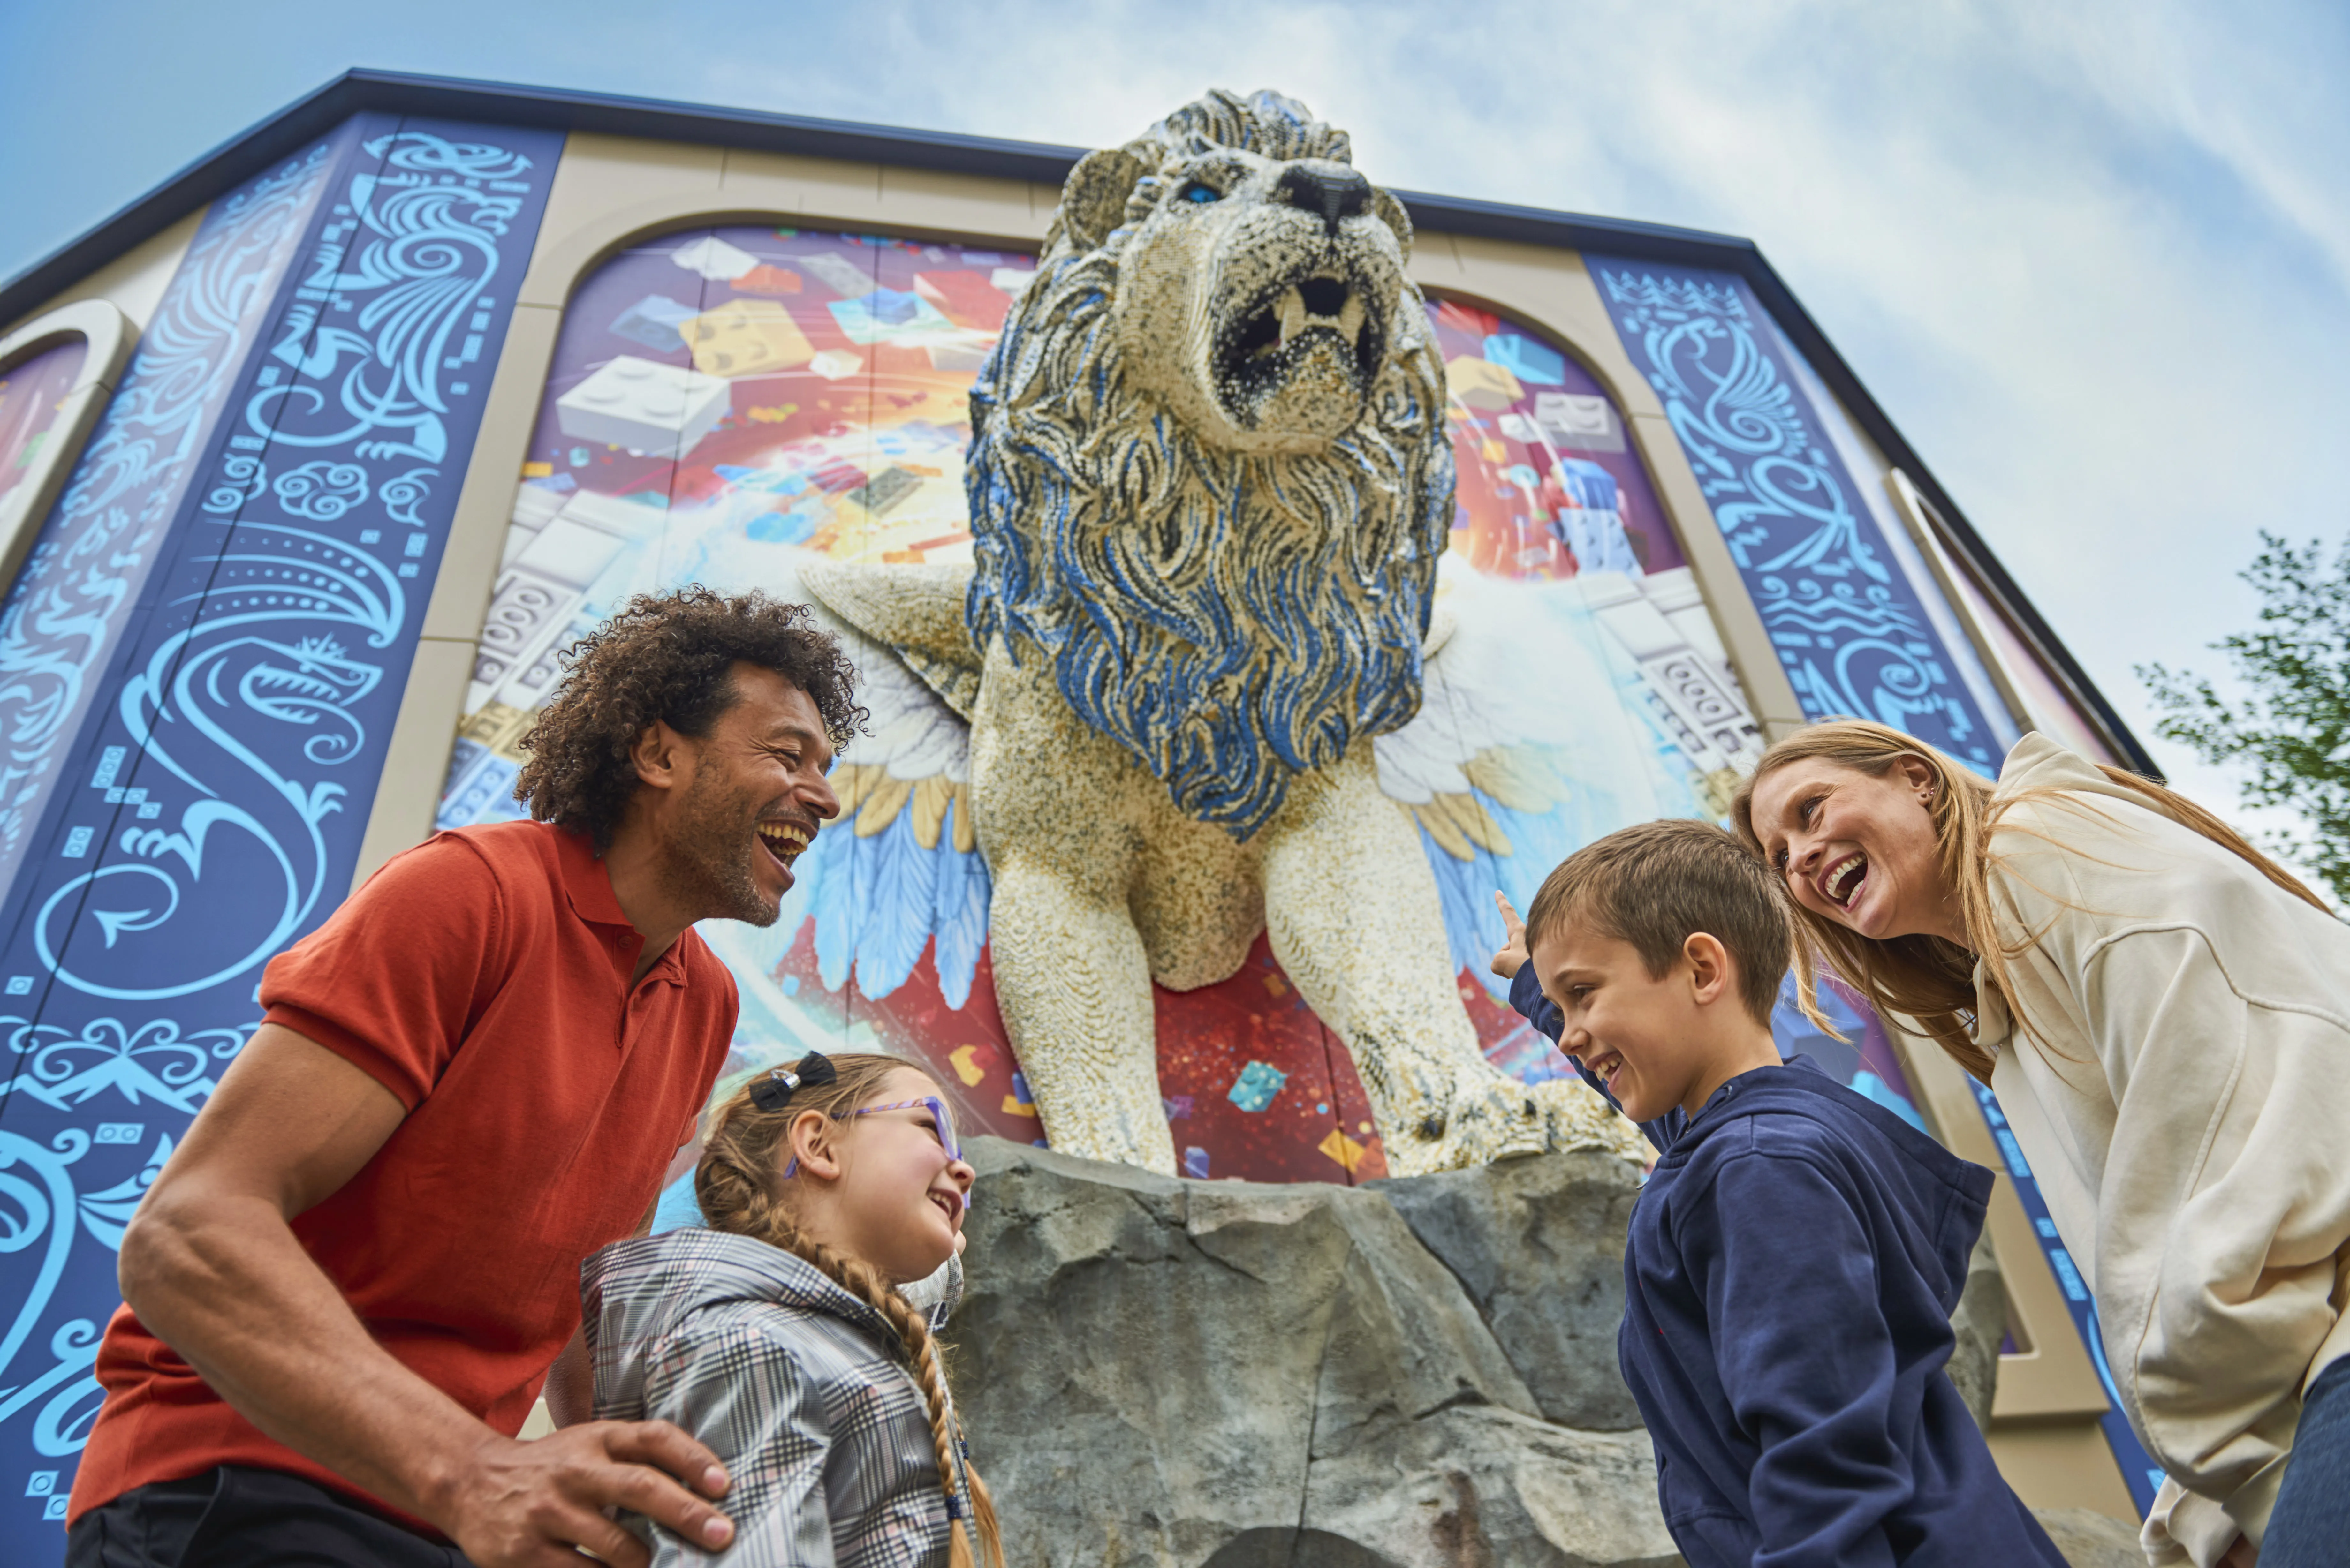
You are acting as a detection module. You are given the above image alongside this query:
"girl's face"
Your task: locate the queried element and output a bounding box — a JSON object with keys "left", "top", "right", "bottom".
{"left": 807, "top": 1067, "right": 975, "bottom": 1285}
{"left": 1748, "top": 756, "right": 1964, "bottom": 946}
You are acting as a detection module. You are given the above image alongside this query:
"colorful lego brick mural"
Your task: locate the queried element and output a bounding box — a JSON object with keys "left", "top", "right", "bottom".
{"left": 442, "top": 224, "right": 1931, "bottom": 1188}
{"left": 1431, "top": 298, "right": 1687, "bottom": 583}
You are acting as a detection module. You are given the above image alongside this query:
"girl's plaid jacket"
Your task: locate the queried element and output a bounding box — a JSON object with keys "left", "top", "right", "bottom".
{"left": 581, "top": 1227, "right": 959, "bottom": 1567}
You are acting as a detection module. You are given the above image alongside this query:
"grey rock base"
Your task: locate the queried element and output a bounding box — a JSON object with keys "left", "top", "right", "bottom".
{"left": 948, "top": 1137, "right": 2135, "bottom": 1567}
{"left": 951, "top": 1138, "right": 1677, "bottom": 1567}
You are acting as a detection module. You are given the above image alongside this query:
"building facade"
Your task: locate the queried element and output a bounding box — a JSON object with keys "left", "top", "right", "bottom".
{"left": 0, "top": 71, "right": 2155, "bottom": 1558}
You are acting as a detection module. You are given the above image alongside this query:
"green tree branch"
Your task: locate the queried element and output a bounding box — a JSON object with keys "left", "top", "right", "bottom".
{"left": 2138, "top": 531, "right": 2350, "bottom": 905}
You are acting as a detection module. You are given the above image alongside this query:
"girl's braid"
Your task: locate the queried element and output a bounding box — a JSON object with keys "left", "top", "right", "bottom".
{"left": 695, "top": 1058, "right": 1005, "bottom": 1568}
{"left": 867, "top": 1280, "right": 1002, "bottom": 1568}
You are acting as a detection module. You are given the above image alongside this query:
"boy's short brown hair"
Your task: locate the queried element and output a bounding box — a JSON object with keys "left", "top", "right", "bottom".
{"left": 1523, "top": 818, "right": 1792, "bottom": 1026}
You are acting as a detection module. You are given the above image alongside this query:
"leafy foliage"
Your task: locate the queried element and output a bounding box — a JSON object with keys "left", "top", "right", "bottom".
{"left": 2139, "top": 532, "right": 2350, "bottom": 904}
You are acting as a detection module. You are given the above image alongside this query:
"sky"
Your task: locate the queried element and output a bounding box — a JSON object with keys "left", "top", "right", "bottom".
{"left": 3, "top": 0, "right": 2345, "bottom": 850}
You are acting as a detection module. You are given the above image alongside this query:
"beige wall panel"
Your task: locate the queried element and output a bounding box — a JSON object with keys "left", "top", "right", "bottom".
{"left": 518, "top": 134, "right": 725, "bottom": 308}
{"left": 1985, "top": 1423, "right": 2138, "bottom": 1524}
{"left": 876, "top": 166, "right": 1049, "bottom": 247}
{"left": 719, "top": 148, "right": 883, "bottom": 218}
{"left": 4, "top": 209, "right": 202, "bottom": 339}
{"left": 421, "top": 300, "right": 563, "bottom": 641}
{"left": 350, "top": 636, "right": 478, "bottom": 890}
{"left": 1403, "top": 230, "right": 1464, "bottom": 289}
{"left": 550, "top": 132, "right": 726, "bottom": 215}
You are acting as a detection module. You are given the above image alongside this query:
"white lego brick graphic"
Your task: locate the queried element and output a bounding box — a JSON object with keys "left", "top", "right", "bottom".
{"left": 669, "top": 235, "right": 760, "bottom": 282}
{"left": 799, "top": 252, "right": 875, "bottom": 298}
{"left": 1576, "top": 572, "right": 1680, "bottom": 659}
{"left": 555, "top": 356, "right": 731, "bottom": 459}
{"left": 499, "top": 482, "right": 570, "bottom": 571}
{"left": 808, "top": 349, "right": 863, "bottom": 381}
{"left": 511, "top": 515, "right": 630, "bottom": 590}
{"left": 1642, "top": 567, "right": 1742, "bottom": 692}
{"left": 553, "top": 489, "right": 671, "bottom": 542}
{"left": 470, "top": 493, "right": 668, "bottom": 712}
{"left": 1571, "top": 569, "right": 1762, "bottom": 776}
{"left": 1534, "top": 391, "right": 1622, "bottom": 450}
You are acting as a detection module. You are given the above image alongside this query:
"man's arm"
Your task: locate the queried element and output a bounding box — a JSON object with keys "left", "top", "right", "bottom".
{"left": 118, "top": 1023, "right": 733, "bottom": 1568}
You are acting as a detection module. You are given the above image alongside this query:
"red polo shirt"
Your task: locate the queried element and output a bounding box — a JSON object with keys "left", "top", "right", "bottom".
{"left": 69, "top": 821, "right": 739, "bottom": 1526}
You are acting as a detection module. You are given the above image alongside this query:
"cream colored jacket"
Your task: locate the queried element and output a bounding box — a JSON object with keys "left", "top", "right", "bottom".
{"left": 1974, "top": 734, "right": 2350, "bottom": 1566}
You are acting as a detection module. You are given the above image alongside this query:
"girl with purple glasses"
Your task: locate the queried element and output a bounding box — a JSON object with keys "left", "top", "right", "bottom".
{"left": 577, "top": 1052, "right": 1004, "bottom": 1567}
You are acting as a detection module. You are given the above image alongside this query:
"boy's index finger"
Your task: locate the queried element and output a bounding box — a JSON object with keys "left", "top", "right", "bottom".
{"left": 1494, "top": 890, "right": 1524, "bottom": 931}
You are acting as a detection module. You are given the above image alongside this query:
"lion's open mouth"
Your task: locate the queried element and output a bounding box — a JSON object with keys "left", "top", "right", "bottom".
{"left": 1213, "top": 267, "right": 1386, "bottom": 426}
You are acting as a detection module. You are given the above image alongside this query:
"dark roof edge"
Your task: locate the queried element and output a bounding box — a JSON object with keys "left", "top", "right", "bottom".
{"left": 0, "top": 69, "right": 1087, "bottom": 325}
{"left": 0, "top": 68, "right": 2153, "bottom": 773}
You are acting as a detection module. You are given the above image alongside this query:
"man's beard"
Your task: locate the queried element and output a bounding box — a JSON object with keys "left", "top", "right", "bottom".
{"left": 663, "top": 766, "right": 783, "bottom": 927}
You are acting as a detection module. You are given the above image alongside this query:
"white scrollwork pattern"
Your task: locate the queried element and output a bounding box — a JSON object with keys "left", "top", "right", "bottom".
{"left": 247, "top": 133, "right": 535, "bottom": 464}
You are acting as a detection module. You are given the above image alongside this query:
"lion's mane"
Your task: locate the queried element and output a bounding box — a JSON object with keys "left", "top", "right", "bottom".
{"left": 964, "top": 91, "right": 1456, "bottom": 840}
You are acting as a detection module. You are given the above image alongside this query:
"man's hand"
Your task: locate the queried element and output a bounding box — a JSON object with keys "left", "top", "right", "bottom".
{"left": 1490, "top": 890, "right": 1530, "bottom": 980}
{"left": 442, "top": 1422, "right": 732, "bottom": 1568}
{"left": 2220, "top": 1535, "right": 2258, "bottom": 1568}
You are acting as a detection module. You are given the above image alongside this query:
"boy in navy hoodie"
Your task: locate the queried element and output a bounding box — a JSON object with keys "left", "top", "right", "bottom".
{"left": 1495, "top": 819, "right": 2063, "bottom": 1567}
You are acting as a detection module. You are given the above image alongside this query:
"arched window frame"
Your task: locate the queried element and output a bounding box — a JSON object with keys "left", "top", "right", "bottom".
{"left": 0, "top": 299, "right": 136, "bottom": 595}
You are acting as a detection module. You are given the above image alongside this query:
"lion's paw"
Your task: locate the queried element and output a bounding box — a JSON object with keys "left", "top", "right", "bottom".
{"left": 1379, "top": 1066, "right": 1648, "bottom": 1178}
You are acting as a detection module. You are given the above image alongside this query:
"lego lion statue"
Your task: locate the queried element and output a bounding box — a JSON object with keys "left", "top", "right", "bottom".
{"left": 802, "top": 89, "right": 1641, "bottom": 1176}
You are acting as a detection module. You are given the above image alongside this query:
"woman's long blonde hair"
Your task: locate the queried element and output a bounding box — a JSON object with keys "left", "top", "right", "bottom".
{"left": 1729, "top": 720, "right": 2327, "bottom": 1082}
{"left": 695, "top": 1053, "right": 1004, "bottom": 1568}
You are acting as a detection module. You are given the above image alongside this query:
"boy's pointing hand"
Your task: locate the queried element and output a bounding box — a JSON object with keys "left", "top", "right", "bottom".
{"left": 1491, "top": 891, "right": 1529, "bottom": 981}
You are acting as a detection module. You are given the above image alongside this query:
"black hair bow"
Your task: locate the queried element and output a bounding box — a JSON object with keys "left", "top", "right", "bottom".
{"left": 749, "top": 1051, "right": 838, "bottom": 1112}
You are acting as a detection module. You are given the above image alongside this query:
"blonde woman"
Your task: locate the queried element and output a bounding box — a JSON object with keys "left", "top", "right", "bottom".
{"left": 580, "top": 1052, "right": 1005, "bottom": 1568}
{"left": 1735, "top": 723, "right": 2350, "bottom": 1568}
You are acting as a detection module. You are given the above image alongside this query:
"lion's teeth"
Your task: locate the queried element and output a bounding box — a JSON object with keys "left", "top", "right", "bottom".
{"left": 1339, "top": 292, "right": 1365, "bottom": 347}
{"left": 1279, "top": 287, "right": 1307, "bottom": 347}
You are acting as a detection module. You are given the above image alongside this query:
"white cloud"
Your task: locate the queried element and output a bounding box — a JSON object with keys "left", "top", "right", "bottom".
{"left": 8, "top": 0, "right": 2342, "bottom": 843}
{"left": 706, "top": 0, "right": 2349, "bottom": 832}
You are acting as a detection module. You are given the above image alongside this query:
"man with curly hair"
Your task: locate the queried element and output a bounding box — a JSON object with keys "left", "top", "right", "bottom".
{"left": 67, "top": 590, "right": 861, "bottom": 1568}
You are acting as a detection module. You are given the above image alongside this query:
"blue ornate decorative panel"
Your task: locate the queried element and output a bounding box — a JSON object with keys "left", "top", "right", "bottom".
{"left": 0, "top": 114, "right": 561, "bottom": 1561}
{"left": 1586, "top": 260, "right": 2000, "bottom": 775}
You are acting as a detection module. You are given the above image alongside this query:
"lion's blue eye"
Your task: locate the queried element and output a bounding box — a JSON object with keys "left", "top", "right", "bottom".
{"left": 1180, "top": 181, "right": 1222, "bottom": 204}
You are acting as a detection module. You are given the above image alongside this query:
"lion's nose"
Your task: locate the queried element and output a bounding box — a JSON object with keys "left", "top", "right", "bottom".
{"left": 1277, "top": 162, "right": 1371, "bottom": 237}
